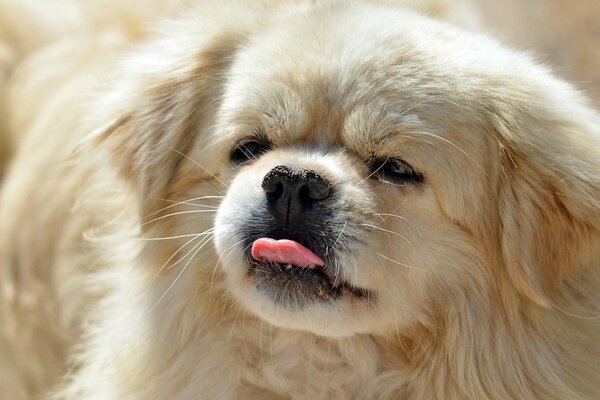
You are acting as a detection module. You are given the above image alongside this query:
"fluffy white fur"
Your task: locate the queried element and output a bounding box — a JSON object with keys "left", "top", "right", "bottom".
{"left": 1, "top": 1, "right": 599, "bottom": 399}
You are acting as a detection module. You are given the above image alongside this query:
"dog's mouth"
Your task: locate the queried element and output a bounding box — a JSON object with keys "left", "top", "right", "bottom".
{"left": 247, "top": 238, "right": 369, "bottom": 307}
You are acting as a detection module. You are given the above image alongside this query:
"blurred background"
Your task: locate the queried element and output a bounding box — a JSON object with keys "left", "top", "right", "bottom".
{"left": 479, "top": 0, "right": 600, "bottom": 106}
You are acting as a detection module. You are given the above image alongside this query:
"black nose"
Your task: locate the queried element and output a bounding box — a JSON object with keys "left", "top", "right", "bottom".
{"left": 261, "top": 165, "right": 332, "bottom": 224}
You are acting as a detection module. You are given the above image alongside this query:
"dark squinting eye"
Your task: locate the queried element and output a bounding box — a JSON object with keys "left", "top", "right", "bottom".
{"left": 230, "top": 139, "right": 271, "bottom": 164}
{"left": 370, "top": 158, "right": 424, "bottom": 186}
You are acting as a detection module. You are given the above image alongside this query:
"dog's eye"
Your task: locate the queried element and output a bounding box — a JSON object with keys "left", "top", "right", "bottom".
{"left": 370, "top": 158, "right": 424, "bottom": 186}
{"left": 230, "top": 139, "right": 271, "bottom": 164}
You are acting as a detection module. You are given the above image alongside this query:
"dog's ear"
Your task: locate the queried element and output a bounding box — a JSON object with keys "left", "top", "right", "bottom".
{"left": 82, "top": 10, "right": 258, "bottom": 217}
{"left": 495, "top": 80, "right": 600, "bottom": 306}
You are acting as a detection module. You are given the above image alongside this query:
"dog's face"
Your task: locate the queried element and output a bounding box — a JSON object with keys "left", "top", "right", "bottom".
{"left": 209, "top": 4, "right": 598, "bottom": 337}
{"left": 104, "top": 3, "right": 600, "bottom": 339}
{"left": 211, "top": 14, "right": 478, "bottom": 337}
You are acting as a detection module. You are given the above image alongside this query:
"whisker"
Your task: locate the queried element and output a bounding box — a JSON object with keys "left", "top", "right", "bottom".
{"left": 394, "top": 98, "right": 437, "bottom": 119}
{"left": 166, "top": 234, "right": 214, "bottom": 271}
{"left": 369, "top": 248, "right": 421, "bottom": 271}
{"left": 327, "top": 221, "right": 347, "bottom": 287}
{"left": 142, "top": 209, "right": 217, "bottom": 226}
{"left": 169, "top": 147, "right": 230, "bottom": 189}
{"left": 259, "top": 320, "right": 264, "bottom": 364}
{"left": 394, "top": 319, "right": 409, "bottom": 358}
{"left": 358, "top": 154, "right": 392, "bottom": 184}
{"left": 378, "top": 181, "right": 407, "bottom": 188}
{"left": 174, "top": 203, "right": 219, "bottom": 209}
{"left": 238, "top": 144, "right": 258, "bottom": 161}
{"left": 326, "top": 221, "right": 347, "bottom": 256}
{"left": 222, "top": 238, "right": 248, "bottom": 264}
{"left": 146, "top": 195, "right": 223, "bottom": 218}
{"left": 413, "top": 130, "right": 476, "bottom": 164}
{"left": 326, "top": 338, "right": 333, "bottom": 374}
{"left": 219, "top": 288, "right": 231, "bottom": 318}
{"left": 152, "top": 234, "right": 204, "bottom": 281}
{"left": 139, "top": 232, "right": 213, "bottom": 241}
{"left": 202, "top": 180, "right": 227, "bottom": 197}
{"left": 361, "top": 223, "right": 412, "bottom": 244}
{"left": 209, "top": 238, "right": 247, "bottom": 302}
{"left": 351, "top": 258, "right": 359, "bottom": 283}
{"left": 269, "top": 322, "right": 273, "bottom": 363}
{"left": 227, "top": 309, "right": 244, "bottom": 345}
{"left": 151, "top": 233, "right": 214, "bottom": 310}
{"left": 374, "top": 212, "right": 408, "bottom": 221}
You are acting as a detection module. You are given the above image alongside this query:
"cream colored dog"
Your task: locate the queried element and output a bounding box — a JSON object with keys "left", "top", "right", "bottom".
{"left": 1, "top": 1, "right": 599, "bottom": 399}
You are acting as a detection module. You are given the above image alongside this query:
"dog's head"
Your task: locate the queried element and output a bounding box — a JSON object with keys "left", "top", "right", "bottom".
{"left": 96, "top": 1, "right": 600, "bottom": 338}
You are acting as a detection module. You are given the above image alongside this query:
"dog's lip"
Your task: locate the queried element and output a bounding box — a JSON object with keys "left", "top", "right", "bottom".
{"left": 244, "top": 237, "right": 371, "bottom": 301}
{"left": 247, "top": 259, "right": 370, "bottom": 300}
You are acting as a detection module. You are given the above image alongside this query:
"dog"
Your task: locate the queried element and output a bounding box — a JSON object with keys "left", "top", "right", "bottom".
{"left": 1, "top": 0, "right": 599, "bottom": 398}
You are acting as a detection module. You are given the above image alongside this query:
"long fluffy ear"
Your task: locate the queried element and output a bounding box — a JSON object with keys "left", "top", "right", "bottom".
{"left": 86, "top": 2, "right": 271, "bottom": 216}
{"left": 495, "top": 77, "right": 600, "bottom": 306}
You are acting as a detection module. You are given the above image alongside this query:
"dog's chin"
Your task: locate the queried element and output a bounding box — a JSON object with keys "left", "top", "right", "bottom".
{"left": 217, "top": 246, "right": 377, "bottom": 337}
{"left": 248, "top": 259, "right": 370, "bottom": 307}
{"left": 236, "top": 275, "right": 376, "bottom": 337}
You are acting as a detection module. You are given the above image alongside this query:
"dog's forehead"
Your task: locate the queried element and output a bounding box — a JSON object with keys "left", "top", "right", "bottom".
{"left": 219, "top": 73, "right": 429, "bottom": 154}
{"left": 222, "top": 49, "right": 431, "bottom": 147}
{"left": 216, "top": 4, "right": 499, "bottom": 160}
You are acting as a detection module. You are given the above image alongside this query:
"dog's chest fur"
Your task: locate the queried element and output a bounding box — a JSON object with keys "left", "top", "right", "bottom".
{"left": 231, "top": 323, "right": 407, "bottom": 399}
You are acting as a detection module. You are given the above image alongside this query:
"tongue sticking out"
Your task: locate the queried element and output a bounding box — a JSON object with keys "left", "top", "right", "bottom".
{"left": 251, "top": 238, "right": 325, "bottom": 268}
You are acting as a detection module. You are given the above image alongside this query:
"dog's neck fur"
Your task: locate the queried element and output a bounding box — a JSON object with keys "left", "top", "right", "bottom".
{"left": 228, "top": 280, "right": 600, "bottom": 400}
{"left": 55, "top": 229, "right": 598, "bottom": 400}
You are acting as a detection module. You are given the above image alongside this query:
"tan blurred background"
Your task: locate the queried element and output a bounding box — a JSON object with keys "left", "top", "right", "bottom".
{"left": 477, "top": 0, "right": 600, "bottom": 106}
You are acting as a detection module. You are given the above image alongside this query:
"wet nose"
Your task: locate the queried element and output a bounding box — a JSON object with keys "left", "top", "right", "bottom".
{"left": 261, "top": 165, "right": 332, "bottom": 224}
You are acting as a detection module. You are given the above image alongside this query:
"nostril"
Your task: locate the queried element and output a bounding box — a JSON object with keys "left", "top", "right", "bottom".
{"left": 262, "top": 173, "right": 284, "bottom": 194}
{"left": 298, "top": 185, "right": 312, "bottom": 203}
{"left": 266, "top": 182, "right": 284, "bottom": 201}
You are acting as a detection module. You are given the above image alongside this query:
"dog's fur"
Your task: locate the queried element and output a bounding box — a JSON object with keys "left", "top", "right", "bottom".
{"left": 1, "top": 1, "right": 599, "bottom": 399}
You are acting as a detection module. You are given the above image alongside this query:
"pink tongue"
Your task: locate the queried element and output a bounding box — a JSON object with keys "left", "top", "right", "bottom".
{"left": 251, "top": 238, "right": 324, "bottom": 268}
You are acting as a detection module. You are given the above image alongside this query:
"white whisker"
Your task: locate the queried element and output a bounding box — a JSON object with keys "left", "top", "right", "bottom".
{"left": 227, "top": 309, "right": 243, "bottom": 345}
{"left": 361, "top": 223, "right": 412, "bottom": 244}
{"left": 358, "top": 154, "right": 392, "bottom": 184}
{"left": 175, "top": 203, "right": 219, "bottom": 209}
{"left": 166, "top": 234, "right": 214, "bottom": 271}
{"left": 259, "top": 320, "right": 264, "bottom": 363}
{"left": 151, "top": 233, "right": 214, "bottom": 310}
{"left": 169, "top": 147, "right": 230, "bottom": 189}
{"left": 142, "top": 209, "right": 217, "bottom": 226}
{"left": 374, "top": 213, "right": 408, "bottom": 221}
{"left": 414, "top": 130, "right": 476, "bottom": 164}
{"left": 327, "top": 221, "right": 347, "bottom": 256}
{"left": 152, "top": 234, "right": 203, "bottom": 281}
{"left": 209, "top": 238, "right": 247, "bottom": 302}
{"left": 146, "top": 195, "right": 223, "bottom": 218}
{"left": 369, "top": 249, "right": 421, "bottom": 271}
{"left": 139, "top": 232, "right": 212, "bottom": 241}
{"left": 328, "top": 221, "right": 347, "bottom": 287}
